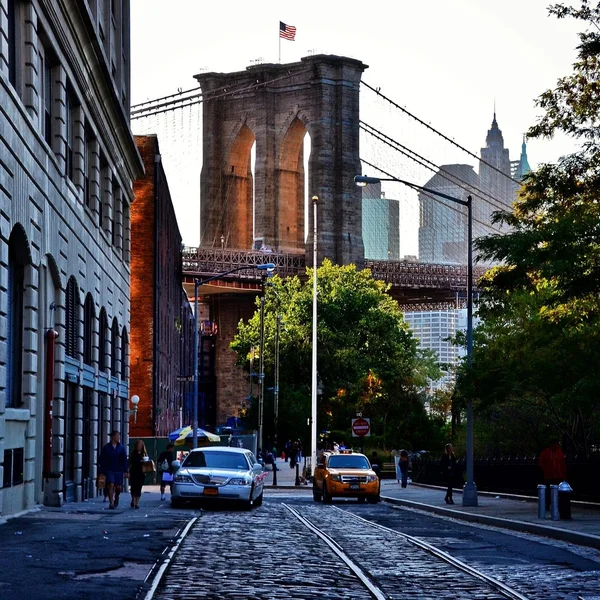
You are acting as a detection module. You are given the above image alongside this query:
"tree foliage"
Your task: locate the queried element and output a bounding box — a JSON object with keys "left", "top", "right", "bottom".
{"left": 457, "top": 2, "right": 600, "bottom": 456}
{"left": 231, "top": 260, "right": 442, "bottom": 449}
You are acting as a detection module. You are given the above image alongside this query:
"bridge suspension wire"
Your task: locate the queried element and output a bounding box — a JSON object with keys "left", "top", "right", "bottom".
{"left": 360, "top": 157, "right": 504, "bottom": 237}
{"left": 130, "top": 85, "right": 201, "bottom": 110}
{"left": 361, "top": 80, "right": 520, "bottom": 186}
{"left": 360, "top": 121, "right": 511, "bottom": 218}
{"left": 131, "top": 69, "right": 312, "bottom": 121}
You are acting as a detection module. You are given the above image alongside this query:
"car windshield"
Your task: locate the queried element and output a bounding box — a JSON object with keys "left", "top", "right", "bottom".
{"left": 183, "top": 451, "right": 250, "bottom": 471}
{"left": 328, "top": 455, "right": 370, "bottom": 470}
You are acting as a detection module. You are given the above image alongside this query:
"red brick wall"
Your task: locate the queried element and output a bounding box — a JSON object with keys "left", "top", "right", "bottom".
{"left": 212, "top": 294, "right": 257, "bottom": 423}
{"left": 130, "top": 136, "right": 156, "bottom": 438}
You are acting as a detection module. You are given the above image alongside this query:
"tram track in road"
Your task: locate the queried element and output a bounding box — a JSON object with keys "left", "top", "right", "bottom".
{"left": 284, "top": 502, "right": 530, "bottom": 600}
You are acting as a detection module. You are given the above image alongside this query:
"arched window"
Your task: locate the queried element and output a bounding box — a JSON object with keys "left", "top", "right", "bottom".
{"left": 99, "top": 308, "right": 108, "bottom": 372}
{"left": 111, "top": 318, "right": 119, "bottom": 374}
{"left": 83, "top": 293, "right": 95, "bottom": 365}
{"left": 121, "top": 327, "right": 128, "bottom": 380}
{"left": 6, "top": 229, "right": 26, "bottom": 407}
{"left": 65, "top": 276, "right": 79, "bottom": 359}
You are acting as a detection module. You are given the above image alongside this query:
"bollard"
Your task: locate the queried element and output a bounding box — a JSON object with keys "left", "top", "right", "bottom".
{"left": 550, "top": 484, "right": 559, "bottom": 521}
{"left": 537, "top": 484, "right": 546, "bottom": 519}
{"left": 558, "top": 481, "right": 573, "bottom": 520}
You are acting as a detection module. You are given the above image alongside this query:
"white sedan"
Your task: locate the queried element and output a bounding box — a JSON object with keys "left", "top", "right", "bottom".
{"left": 171, "top": 446, "right": 266, "bottom": 509}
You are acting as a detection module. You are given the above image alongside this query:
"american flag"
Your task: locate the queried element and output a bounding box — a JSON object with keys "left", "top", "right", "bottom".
{"left": 279, "top": 21, "right": 296, "bottom": 41}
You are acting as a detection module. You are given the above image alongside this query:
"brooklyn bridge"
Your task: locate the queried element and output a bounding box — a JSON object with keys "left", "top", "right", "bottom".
{"left": 132, "top": 53, "right": 522, "bottom": 425}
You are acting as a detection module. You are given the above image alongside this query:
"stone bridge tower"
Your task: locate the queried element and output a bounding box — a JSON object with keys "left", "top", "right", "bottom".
{"left": 195, "top": 54, "right": 368, "bottom": 266}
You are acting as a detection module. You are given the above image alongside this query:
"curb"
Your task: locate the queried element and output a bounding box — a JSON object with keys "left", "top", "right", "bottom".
{"left": 381, "top": 494, "right": 600, "bottom": 550}
{"left": 406, "top": 482, "right": 600, "bottom": 510}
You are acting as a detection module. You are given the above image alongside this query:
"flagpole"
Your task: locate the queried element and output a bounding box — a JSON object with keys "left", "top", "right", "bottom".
{"left": 278, "top": 25, "right": 281, "bottom": 63}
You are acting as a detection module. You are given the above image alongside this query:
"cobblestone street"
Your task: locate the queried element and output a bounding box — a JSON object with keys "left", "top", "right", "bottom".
{"left": 153, "top": 491, "right": 600, "bottom": 600}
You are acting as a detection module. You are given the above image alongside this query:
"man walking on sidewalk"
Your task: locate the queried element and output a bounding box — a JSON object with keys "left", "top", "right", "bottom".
{"left": 539, "top": 439, "right": 567, "bottom": 509}
{"left": 99, "top": 430, "right": 129, "bottom": 509}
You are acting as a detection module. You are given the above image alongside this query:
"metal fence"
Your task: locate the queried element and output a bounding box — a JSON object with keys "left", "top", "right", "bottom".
{"left": 412, "top": 457, "right": 600, "bottom": 503}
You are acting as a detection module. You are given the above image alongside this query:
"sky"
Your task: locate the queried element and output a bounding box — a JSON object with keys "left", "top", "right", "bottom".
{"left": 130, "top": 0, "right": 584, "bottom": 247}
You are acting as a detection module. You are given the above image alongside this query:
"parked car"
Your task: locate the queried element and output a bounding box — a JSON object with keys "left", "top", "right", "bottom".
{"left": 313, "top": 451, "right": 380, "bottom": 503}
{"left": 171, "top": 447, "right": 266, "bottom": 509}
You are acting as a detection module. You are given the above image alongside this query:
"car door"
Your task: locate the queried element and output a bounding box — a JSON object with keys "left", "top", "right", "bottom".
{"left": 247, "top": 452, "right": 262, "bottom": 498}
{"left": 314, "top": 456, "right": 327, "bottom": 491}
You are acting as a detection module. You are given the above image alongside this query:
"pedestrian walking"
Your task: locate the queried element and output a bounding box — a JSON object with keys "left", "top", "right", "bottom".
{"left": 370, "top": 451, "right": 383, "bottom": 478}
{"left": 285, "top": 440, "right": 291, "bottom": 462}
{"left": 539, "top": 439, "right": 567, "bottom": 509}
{"left": 128, "top": 440, "right": 149, "bottom": 509}
{"left": 440, "top": 443, "right": 457, "bottom": 504}
{"left": 399, "top": 450, "right": 410, "bottom": 488}
{"left": 158, "top": 443, "right": 175, "bottom": 501}
{"left": 290, "top": 442, "right": 298, "bottom": 469}
{"left": 98, "top": 430, "right": 128, "bottom": 510}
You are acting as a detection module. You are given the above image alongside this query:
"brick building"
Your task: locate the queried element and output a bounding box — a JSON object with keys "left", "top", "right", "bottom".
{"left": 130, "top": 135, "right": 194, "bottom": 440}
{"left": 0, "top": 0, "right": 143, "bottom": 516}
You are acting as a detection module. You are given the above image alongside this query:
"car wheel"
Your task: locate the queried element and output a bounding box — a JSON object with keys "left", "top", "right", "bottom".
{"left": 255, "top": 491, "right": 263, "bottom": 507}
{"left": 357, "top": 496, "right": 366, "bottom": 504}
{"left": 367, "top": 495, "right": 380, "bottom": 504}
{"left": 313, "top": 487, "right": 322, "bottom": 502}
{"left": 323, "top": 487, "right": 332, "bottom": 504}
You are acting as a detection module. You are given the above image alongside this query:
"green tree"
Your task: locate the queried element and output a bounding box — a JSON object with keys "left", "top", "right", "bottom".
{"left": 231, "top": 260, "right": 441, "bottom": 448}
{"left": 457, "top": 2, "right": 600, "bottom": 456}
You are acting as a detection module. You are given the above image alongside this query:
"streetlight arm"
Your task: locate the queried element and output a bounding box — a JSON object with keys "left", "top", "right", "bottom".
{"left": 354, "top": 175, "right": 470, "bottom": 207}
{"left": 195, "top": 263, "right": 276, "bottom": 286}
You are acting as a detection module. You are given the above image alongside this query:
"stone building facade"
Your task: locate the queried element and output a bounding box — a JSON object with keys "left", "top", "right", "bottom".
{"left": 130, "top": 135, "right": 195, "bottom": 440}
{"left": 0, "top": 0, "right": 142, "bottom": 516}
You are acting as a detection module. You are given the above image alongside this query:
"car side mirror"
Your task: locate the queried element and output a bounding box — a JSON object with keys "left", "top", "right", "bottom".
{"left": 171, "top": 460, "right": 181, "bottom": 471}
{"left": 253, "top": 463, "right": 263, "bottom": 472}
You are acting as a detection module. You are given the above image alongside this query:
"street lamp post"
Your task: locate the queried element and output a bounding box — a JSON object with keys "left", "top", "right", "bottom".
{"left": 310, "top": 195, "right": 318, "bottom": 478}
{"left": 130, "top": 395, "right": 140, "bottom": 424}
{"left": 354, "top": 174, "right": 477, "bottom": 507}
{"left": 191, "top": 262, "right": 276, "bottom": 450}
{"left": 258, "top": 285, "right": 265, "bottom": 456}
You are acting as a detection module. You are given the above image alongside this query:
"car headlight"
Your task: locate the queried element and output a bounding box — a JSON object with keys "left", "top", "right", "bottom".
{"left": 367, "top": 474, "right": 378, "bottom": 482}
{"left": 174, "top": 474, "right": 193, "bottom": 483}
{"left": 228, "top": 477, "right": 252, "bottom": 486}
{"left": 330, "top": 474, "right": 342, "bottom": 482}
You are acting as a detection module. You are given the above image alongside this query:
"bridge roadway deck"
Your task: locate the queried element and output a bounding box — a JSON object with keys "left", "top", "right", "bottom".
{"left": 182, "top": 247, "right": 489, "bottom": 308}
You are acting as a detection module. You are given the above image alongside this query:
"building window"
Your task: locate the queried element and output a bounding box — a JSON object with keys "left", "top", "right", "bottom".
{"left": 111, "top": 318, "right": 119, "bottom": 374}
{"left": 121, "top": 327, "right": 128, "bottom": 380}
{"left": 6, "top": 229, "right": 26, "bottom": 408}
{"left": 65, "top": 89, "right": 75, "bottom": 181}
{"left": 99, "top": 308, "right": 108, "bottom": 372}
{"left": 7, "top": 0, "right": 17, "bottom": 87}
{"left": 38, "top": 41, "right": 54, "bottom": 147}
{"left": 65, "top": 276, "right": 79, "bottom": 359}
{"left": 83, "top": 293, "right": 95, "bottom": 365}
{"left": 84, "top": 127, "right": 93, "bottom": 209}
{"left": 2, "top": 448, "right": 24, "bottom": 487}
{"left": 111, "top": 180, "right": 119, "bottom": 247}
{"left": 99, "top": 153, "right": 108, "bottom": 228}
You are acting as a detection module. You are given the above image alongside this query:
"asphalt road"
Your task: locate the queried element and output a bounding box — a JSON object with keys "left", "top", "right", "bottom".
{"left": 1, "top": 490, "right": 600, "bottom": 599}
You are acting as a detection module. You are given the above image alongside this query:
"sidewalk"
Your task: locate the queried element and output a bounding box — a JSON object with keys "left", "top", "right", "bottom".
{"left": 0, "top": 485, "right": 197, "bottom": 600}
{"left": 263, "top": 457, "right": 312, "bottom": 487}
{"left": 381, "top": 481, "right": 600, "bottom": 550}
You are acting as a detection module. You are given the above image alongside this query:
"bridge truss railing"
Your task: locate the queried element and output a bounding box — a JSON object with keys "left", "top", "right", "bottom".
{"left": 181, "top": 247, "right": 306, "bottom": 279}
{"left": 366, "top": 259, "right": 488, "bottom": 289}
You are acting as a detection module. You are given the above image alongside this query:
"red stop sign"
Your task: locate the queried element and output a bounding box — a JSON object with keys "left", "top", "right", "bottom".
{"left": 352, "top": 417, "right": 370, "bottom": 437}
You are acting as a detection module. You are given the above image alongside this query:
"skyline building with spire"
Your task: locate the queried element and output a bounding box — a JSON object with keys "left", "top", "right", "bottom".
{"left": 418, "top": 112, "right": 530, "bottom": 264}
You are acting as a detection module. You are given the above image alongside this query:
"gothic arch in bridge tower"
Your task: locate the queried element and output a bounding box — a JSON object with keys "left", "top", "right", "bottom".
{"left": 196, "top": 54, "right": 368, "bottom": 266}
{"left": 276, "top": 116, "right": 308, "bottom": 253}
{"left": 222, "top": 123, "right": 255, "bottom": 250}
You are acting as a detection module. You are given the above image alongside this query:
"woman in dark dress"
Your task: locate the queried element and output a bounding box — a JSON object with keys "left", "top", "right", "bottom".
{"left": 129, "top": 440, "right": 148, "bottom": 509}
{"left": 440, "top": 443, "right": 457, "bottom": 504}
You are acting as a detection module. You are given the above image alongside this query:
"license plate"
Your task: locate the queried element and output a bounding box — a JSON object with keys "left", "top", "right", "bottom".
{"left": 203, "top": 487, "right": 218, "bottom": 496}
{"left": 349, "top": 484, "right": 360, "bottom": 490}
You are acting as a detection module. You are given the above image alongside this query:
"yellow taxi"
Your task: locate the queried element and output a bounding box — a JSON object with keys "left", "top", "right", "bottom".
{"left": 313, "top": 451, "right": 380, "bottom": 503}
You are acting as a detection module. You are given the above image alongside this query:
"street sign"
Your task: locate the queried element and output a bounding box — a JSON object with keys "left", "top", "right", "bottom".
{"left": 351, "top": 417, "right": 370, "bottom": 438}
{"left": 177, "top": 375, "right": 194, "bottom": 382}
